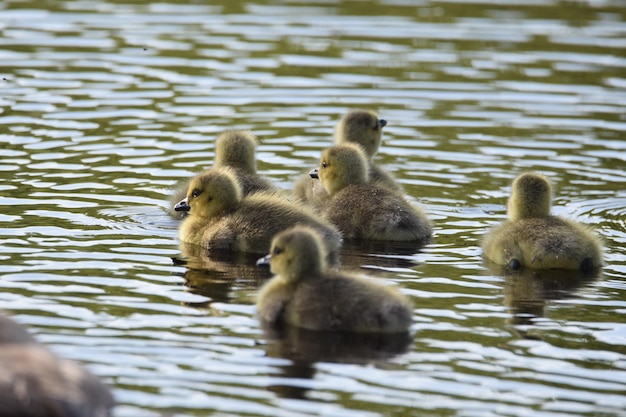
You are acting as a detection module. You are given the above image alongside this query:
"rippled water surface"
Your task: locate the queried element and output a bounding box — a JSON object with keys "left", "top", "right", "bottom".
{"left": 1, "top": 0, "right": 625, "bottom": 416}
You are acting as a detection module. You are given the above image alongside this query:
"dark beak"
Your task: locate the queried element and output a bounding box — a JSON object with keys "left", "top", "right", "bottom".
{"left": 174, "top": 197, "right": 191, "bottom": 212}
{"left": 379, "top": 119, "right": 387, "bottom": 128}
{"left": 256, "top": 254, "right": 271, "bottom": 266}
{"left": 309, "top": 168, "right": 319, "bottom": 179}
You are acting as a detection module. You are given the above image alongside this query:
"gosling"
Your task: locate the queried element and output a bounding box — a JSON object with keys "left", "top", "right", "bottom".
{"left": 256, "top": 226, "right": 413, "bottom": 333}
{"left": 175, "top": 167, "right": 342, "bottom": 254}
{"left": 293, "top": 110, "right": 401, "bottom": 204}
{"left": 335, "top": 109, "right": 401, "bottom": 191}
{"left": 0, "top": 313, "right": 114, "bottom": 417}
{"left": 482, "top": 172, "right": 602, "bottom": 272}
{"left": 311, "top": 143, "right": 432, "bottom": 241}
{"left": 169, "top": 130, "right": 279, "bottom": 218}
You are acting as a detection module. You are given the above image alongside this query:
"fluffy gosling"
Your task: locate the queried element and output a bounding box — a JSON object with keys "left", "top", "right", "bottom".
{"left": 256, "top": 226, "right": 413, "bottom": 333}
{"left": 482, "top": 172, "right": 602, "bottom": 272}
{"left": 0, "top": 313, "right": 114, "bottom": 417}
{"left": 169, "top": 130, "right": 279, "bottom": 218}
{"left": 293, "top": 110, "right": 401, "bottom": 204}
{"left": 175, "top": 167, "right": 341, "bottom": 254}
{"left": 311, "top": 143, "right": 432, "bottom": 241}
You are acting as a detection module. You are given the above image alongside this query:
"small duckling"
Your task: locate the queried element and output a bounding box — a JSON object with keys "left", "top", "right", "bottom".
{"left": 175, "top": 167, "right": 342, "bottom": 254}
{"left": 169, "top": 130, "right": 279, "bottom": 218}
{"left": 335, "top": 109, "right": 401, "bottom": 191}
{"left": 293, "top": 110, "right": 400, "bottom": 204}
{"left": 311, "top": 143, "right": 432, "bottom": 241}
{"left": 335, "top": 110, "right": 385, "bottom": 157}
{"left": 256, "top": 226, "right": 413, "bottom": 333}
{"left": 0, "top": 313, "right": 114, "bottom": 417}
{"left": 482, "top": 172, "right": 602, "bottom": 272}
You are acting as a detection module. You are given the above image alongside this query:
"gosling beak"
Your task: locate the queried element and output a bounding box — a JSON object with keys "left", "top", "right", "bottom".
{"left": 256, "top": 254, "right": 271, "bottom": 267}
{"left": 309, "top": 168, "right": 319, "bottom": 179}
{"left": 379, "top": 119, "right": 387, "bottom": 128}
{"left": 174, "top": 197, "right": 191, "bottom": 212}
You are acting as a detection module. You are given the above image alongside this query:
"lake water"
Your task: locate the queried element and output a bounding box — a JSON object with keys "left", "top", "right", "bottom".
{"left": 1, "top": 0, "right": 625, "bottom": 416}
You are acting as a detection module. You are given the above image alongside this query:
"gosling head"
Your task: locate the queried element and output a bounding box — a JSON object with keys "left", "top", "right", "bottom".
{"left": 507, "top": 172, "right": 552, "bottom": 221}
{"left": 214, "top": 131, "right": 258, "bottom": 174}
{"left": 311, "top": 144, "right": 369, "bottom": 196}
{"left": 261, "top": 226, "right": 327, "bottom": 282}
{"left": 335, "top": 110, "right": 387, "bottom": 158}
{"left": 174, "top": 168, "right": 242, "bottom": 218}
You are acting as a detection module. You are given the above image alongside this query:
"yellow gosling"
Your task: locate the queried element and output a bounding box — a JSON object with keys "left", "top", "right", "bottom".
{"left": 293, "top": 110, "right": 401, "bottom": 204}
{"left": 175, "top": 167, "right": 341, "bottom": 254}
{"left": 482, "top": 172, "right": 602, "bottom": 272}
{"left": 169, "top": 130, "right": 279, "bottom": 218}
{"left": 311, "top": 144, "right": 432, "bottom": 241}
{"left": 335, "top": 109, "right": 402, "bottom": 192}
{"left": 335, "top": 109, "right": 386, "bottom": 158}
{"left": 256, "top": 226, "right": 413, "bottom": 333}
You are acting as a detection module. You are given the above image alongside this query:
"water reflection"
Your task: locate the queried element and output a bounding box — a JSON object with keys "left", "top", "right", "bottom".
{"left": 264, "top": 324, "right": 412, "bottom": 365}
{"left": 338, "top": 239, "right": 428, "bottom": 272}
{"left": 1, "top": 0, "right": 625, "bottom": 416}
{"left": 486, "top": 261, "right": 601, "bottom": 330}
{"left": 175, "top": 241, "right": 270, "bottom": 304}
{"left": 264, "top": 323, "right": 412, "bottom": 400}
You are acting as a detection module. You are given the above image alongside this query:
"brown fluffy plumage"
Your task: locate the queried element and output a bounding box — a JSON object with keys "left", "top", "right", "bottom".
{"left": 293, "top": 110, "right": 401, "bottom": 204}
{"left": 169, "top": 130, "right": 279, "bottom": 218}
{"left": 482, "top": 172, "right": 602, "bottom": 271}
{"left": 314, "top": 144, "right": 432, "bottom": 241}
{"left": 175, "top": 168, "right": 341, "bottom": 254}
{"left": 0, "top": 314, "right": 114, "bottom": 417}
{"left": 256, "top": 226, "right": 413, "bottom": 333}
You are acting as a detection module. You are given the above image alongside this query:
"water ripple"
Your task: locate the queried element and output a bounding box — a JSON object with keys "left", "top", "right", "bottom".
{"left": 0, "top": 1, "right": 624, "bottom": 417}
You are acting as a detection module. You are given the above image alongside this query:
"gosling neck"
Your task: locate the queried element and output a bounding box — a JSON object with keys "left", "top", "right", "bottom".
{"left": 507, "top": 174, "right": 552, "bottom": 221}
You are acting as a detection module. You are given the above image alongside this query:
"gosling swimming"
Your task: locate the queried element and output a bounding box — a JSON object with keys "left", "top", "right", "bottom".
{"left": 0, "top": 313, "right": 114, "bottom": 417}
{"left": 256, "top": 226, "right": 413, "bottom": 333}
{"left": 482, "top": 172, "right": 602, "bottom": 272}
{"left": 335, "top": 109, "right": 401, "bottom": 191}
{"left": 169, "top": 130, "right": 279, "bottom": 218}
{"left": 311, "top": 143, "right": 432, "bottom": 241}
{"left": 293, "top": 110, "right": 401, "bottom": 204}
{"left": 175, "top": 167, "right": 342, "bottom": 254}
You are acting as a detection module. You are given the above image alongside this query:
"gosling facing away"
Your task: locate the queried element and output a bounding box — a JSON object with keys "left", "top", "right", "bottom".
{"left": 169, "top": 130, "right": 279, "bottom": 218}
{"left": 0, "top": 313, "right": 114, "bottom": 417}
{"left": 311, "top": 143, "right": 432, "bottom": 241}
{"left": 175, "top": 167, "right": 341, "bottom": 254}
{"left": 482, "top": 172, "right": 602, "bottom": 272}
{"left": 256, "top": 226, "right": 413, "bottom": 333}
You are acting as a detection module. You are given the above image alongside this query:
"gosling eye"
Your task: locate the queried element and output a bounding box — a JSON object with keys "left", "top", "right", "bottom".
{"left": 272, "top": 246, "right": 284, "bottom": 256}
{"left": 191, "top": 189, "right": 201, "bottom": 198}
{"left": 321, "top": 161, "right": 328, "bottom": 168}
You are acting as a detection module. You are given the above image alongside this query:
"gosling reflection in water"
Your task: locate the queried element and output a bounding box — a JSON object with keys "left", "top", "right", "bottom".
{"left": 338, "top": 238, "right": 428, "bottom": 273}
{"left": 263, "top": 323, "right": 412, "bottom": 400}
{"left": 175, "top": 241, "right": 272, "bottom": 305}
{"left": 486, "top": 262, "right": 600, "bottom": 334}
{"left": 0, "top": 314, "right": 114, "bottom": 417}
{"left": 263, "top": 322, "right": 412, "bottom": 364}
